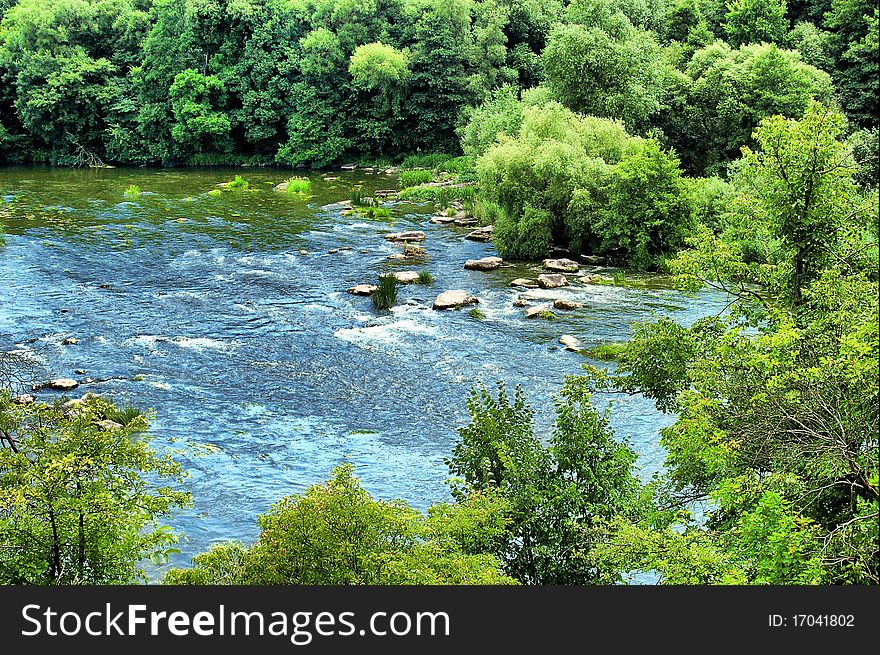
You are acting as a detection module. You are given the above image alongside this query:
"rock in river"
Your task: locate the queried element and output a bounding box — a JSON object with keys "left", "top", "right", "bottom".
{"left": 347, "top": 284, "right": 378, "bottom": 296}
{"left": 465, "top": 226, "right": 493, "bottom": 242}
{"left": 537, "top": 274, "right": 568, "bottom": 289}
{"left": 385, "top": 231, "right": 426, "bottom": 242}
{"left": 526, "top": 304, "right": 554, "bottom": 319}
{"left": 97, "top": 420, "right": 124, "bottom": 432}
{"left": 433, "top": 290, "right": 479, "bottom": 310}
{"left": 383, "top": 271, "right": 421, "bottom": 284}
{"left": 553, "top": 299, "right": 582, "bottom": 310}
{"left": 464, "top": 256, "right": 503, "bottom": 271}
{"left": 45, "top": 378, "right": 79, "bottom": 391}
{"left": 559, "top": 335, "right": 583, "bottom": 352}
{"left": 12, "top": 394, "right": 35, "bottom": 405}
{"left": 510, "top": 278, "right": 538, "bottom": 288}
{"left": 543, "top": 258, "right": 580, "bottom": 273}
{"left": 62, "top": 337, "right": 79, "bottom": 345}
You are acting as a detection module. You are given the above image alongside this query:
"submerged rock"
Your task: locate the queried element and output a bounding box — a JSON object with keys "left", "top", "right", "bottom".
{"left": 433, "top": 290, "right": 479, "bottom": 310}
{"left": 510, "top": 278, "right": 538, "bottom": 288}
{"left": 543, "top": 258, "right": 580, "bottom": 273}
{"left": 553, "top": 299, "right": 582, "bottom": 310}
{"left": 559, "top": 335, "right": 583, "bottom": 352}
{"left": 464, "top": 256, "right": 503, "bottom": 271}
{"left": 385, "top": 231, "right": 426, "bottom": 242}
{"left": 526, "top": 304, "right": 554, "bottom": 319}
{"left": 537, "top": 274, "right": 568, "bottom": 289}
{"left": 347, "top": 284, "right": 379, "bottom": 296}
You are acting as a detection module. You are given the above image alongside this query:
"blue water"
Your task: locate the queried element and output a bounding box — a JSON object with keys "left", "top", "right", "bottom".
{"left": 0, "top": 166, "right": 729, "bottom": 572}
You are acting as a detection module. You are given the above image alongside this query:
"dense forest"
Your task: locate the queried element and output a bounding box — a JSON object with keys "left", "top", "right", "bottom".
{"left": 0, "top": 0, "right": 877, "bottom": 586}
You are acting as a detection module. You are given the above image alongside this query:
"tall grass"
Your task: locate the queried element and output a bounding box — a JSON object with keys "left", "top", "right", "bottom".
{"left": 371, "top": 274, "right": 400, "bottom": 310}
{"left": 400, "top": 153, "right": 452, "bottom": 170}
{"left": 123, "top": 184, "right": 140, "bottom": 198}
{"left": 399, "top": 169, "right": 433, "bottom": 188}
{"left": 227, "top": 175, "right": 249, "bottom": 190}
{"left": 417, "top": 270, "right": 434, "bottom": 284}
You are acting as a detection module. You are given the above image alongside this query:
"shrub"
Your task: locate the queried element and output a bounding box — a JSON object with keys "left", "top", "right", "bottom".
{"left": 417, "top": 270, "right": 434, "bottom": 284}
{"left": 227, "top": 175, "right": 249, "bottom": 190}
{"left": 123, "top": 184, "right": 140, "bottom": 198}
{"left": 286, "top": 177, "right": 312, "bottom": 194}
{"left": 371, "top": 274, "right": 400, "bottom": 310}
{"left": 399, "top": 169, "right": 433, "bottom": 188}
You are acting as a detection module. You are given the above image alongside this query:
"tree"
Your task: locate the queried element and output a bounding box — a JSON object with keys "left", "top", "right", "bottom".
{"left": 0, "top": 393, "right": 190, "bottom": 584}
{"left": 164, "top": 463, "right": 516, "bottom": 585}
{"left": 446, "top": 380, "right": 643, "bottom": 584}
{"left": 168, "top": 69, "right": 232, "bottom": 157}
{"left": 723, "top": 0, "right": 789, "bottom": 46}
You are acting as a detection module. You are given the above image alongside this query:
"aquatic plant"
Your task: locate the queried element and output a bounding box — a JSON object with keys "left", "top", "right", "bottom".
{"left": 417, "top": 270, "right": 434, "bottom": 284}
{"left": 590, "top": 342, "right": 627, "bottom": 361}
{"left": 227, "top": 175, "right": 249, "bottom": 190}
{"left": 350, "top": 185, "right": 367, "bottom": 206}
{"left": 399, "top": 169, "right": 433, "bottom": 188}
{"left": 207, "top": 189, "right": 222, "bottom": 198}
{"left": 400, "top": 153, "right": 452, "bottom": 170}
{"left": 123, "top": 184, "right": 140, "bottom": 198}
{"left": 371, "top": 274, "right": 400, "bottom": 310}
{"left": 612, "top": 270, "right": 626, "bottom": 285}
{"left": 468, "top": 307, "right": 485, "bottom": 320}
{"left": 286, "top": 177, "right": 311, "bottom": 194}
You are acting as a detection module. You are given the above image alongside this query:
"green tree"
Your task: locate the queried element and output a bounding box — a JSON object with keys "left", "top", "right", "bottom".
{"left": 164, "top": 463, "right": 516, "bottom": 585}
{"left": 0, "top": 393, "right": 190, "bottom": 584}
{"left": 168, "top": 69, "right": 232, "bottom": 157}
{"left": 723, "top": 0, "right": 789, "bottom": 46}
{"left": 446, "top": 380, "right": 643, "bottom": 584}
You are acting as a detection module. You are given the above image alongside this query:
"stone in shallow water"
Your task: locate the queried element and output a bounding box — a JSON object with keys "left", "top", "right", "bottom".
{"left": 537, "top": 274, "right": 568, "bottom": 289}
{"left": 559, "top": 335, "right": 583, "bottom": 352}
{"left": 347, "top": 285, "right": 378, "bottom": 296}
{"left": 526, "top": 304, "right": 554, "bottom": 319}
{"left": 464, "top": 256, "right": 503, "bottom": 271}
{"left": 62, "top": 337, "right": 78, "bottom": 345}
{"left": 383, "top": 271, "right": 420, "bottom": 284}
{"left": 553, "top": 299, "right": 582, "bottom": 310}
{"left": 433, "top": 290, "right": 479, "bottom": 310}
{"left": 543, "top": 258, "right": 579, "bottom": 273}
{"left": 12, "top": 394, "right": 35, "bottom": 405}
{"left": 510, "top": 278, "right": 538, "bottom": 288}
{"left": 46, "top": 378, "right": 78, "bottom": 391}
{"left": 385, "top": 231, "right": 426, "bottom": 242}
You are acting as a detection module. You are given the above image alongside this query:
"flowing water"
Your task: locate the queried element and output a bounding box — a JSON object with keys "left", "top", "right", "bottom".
{"left": 0, "top": 166, "right": 729, "bottom": 572}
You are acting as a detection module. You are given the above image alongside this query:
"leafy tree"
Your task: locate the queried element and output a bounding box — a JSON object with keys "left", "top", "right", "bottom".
{"left": 446, "top": 381, "right": 643, "bottom": 584}
{"left": 168, "top": 69, "right": 232, "bottom": 157}
{"left": 0, "top": 393, "right": 190, "bottom": 584}
{"left": 164, "top": 463, "right": 516, "bottom": 585}
{"left": 723, "top": 0, "right": 789, "bottom": 46}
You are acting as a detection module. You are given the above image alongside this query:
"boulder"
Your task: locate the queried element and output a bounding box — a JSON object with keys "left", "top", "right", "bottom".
{"left": 327, "top": 249, "right": 338, "bottom": 254}
{"left": 513, "top": 299, "right": 529, "bottom": 308}
{"left": 385, "top": 231, "right": 426, "bottom": 242}
{"left": 465, "top": 226, "right": 494, "bottom": 242}
{"left": 543, "top": 258, "right": 580, "bottom": 273}
{"left": 433, "top": 290, "right": 479, "bottom": 310}
{"left": 509, "top": 278, "right": 538, "bottom": 288}
{"left": 298, "top": 249, "right": 309, "bottom": 255}
{"left": 559, "top": 335, "right": 583, "bottom": 352}
{"left": 273, "top": 181, "right": 289, "bottom": 192}
{"left": 74, "top": 369, "right": 87, "bottom": 375}
{"left": 347, "top": 284, "right": 379, "bottom": 296}
{"left": 384, "top": 271, "right": 420, "bottom": 284}
{"left": 537, "top": 274, "right": 568, "bottom": 289}
{"left": 403, "top": 245, "right": 426, "bottom": 257}
{"left": 454, "top": 217, "right": 478, "bottom": 227}
{"left": 62, "top": 337, "right": 79, "bottom": 345}
{"left": 97, "top": 420, "right": 124, "bottom": 432}
{"left": 526, "top": 304, "right": 554, "bottom": 319}
{"left": 11, "top": 394, "right": 35, "bottom": 405}
{"left": 553, "top": 299, "right": 583, "bottom": 310}
{"left": 464, "top": 256, "right": 503, "bottom": 271}
{"left": 386, "top": 253, "right": 407, "bottom": 260}
{"left": 46, "top": 378, "right": 79, "bottom": 392}
{"left": 579, "top": 274, "right": 601, "bottom": 283}
{"left": 429, "top": 214, "right": 457, "bottom": 224}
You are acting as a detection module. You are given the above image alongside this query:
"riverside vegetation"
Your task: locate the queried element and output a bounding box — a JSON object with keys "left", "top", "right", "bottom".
{"left": 0, "top": 0, "right": 877, "bottom": 585}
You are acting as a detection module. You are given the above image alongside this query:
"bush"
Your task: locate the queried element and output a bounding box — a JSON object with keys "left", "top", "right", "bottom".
{"left": 494, "top": 205, "right": 553, "bottom": 259}
{"left": 399, "top": 169, "right": 433, "bottom": 188}
{"left": 226, "top": 175, "right": 249, "bottom": 189}
{"left": 286, "top": 177, "right": 311, "bottom": 194}
{"left": 371, "top": 274, "right": 400, "bottom": 310}
{"left": 401, "top": 153, "right": 452, "bottom": 170}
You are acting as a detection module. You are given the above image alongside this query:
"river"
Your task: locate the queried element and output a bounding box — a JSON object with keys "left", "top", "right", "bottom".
{"left": 0, "top": 166, "right": 729, "bottom": 572}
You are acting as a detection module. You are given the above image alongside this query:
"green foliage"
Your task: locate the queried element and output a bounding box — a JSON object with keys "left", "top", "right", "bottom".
{"left": 349, "top": 41, "right": 410, "bottom": 100}
{"left": 468, "top": 307, "right": 486, "bottom": 319}
{"left": 123, "top": 184, "right": 140, "bottom": 198}
{"left": 400, "top": 152, "right": 452, "bottom": 169}
{"left": 164, "top": 463, "right": 516, "bottom": 585}
{"left": 225, "top": 174, "right": 249, "bottom": 190}
{"left": 0, "top": 393, "right": 190, "bottom": 584}
{"left": 285, "top": 176, "right": 311, "bottom": 195}
{"left": 446, "top": 380, "right": 643, "bottom": 584}
{"left": 417, "top": 270, "right": 434, "bottom": 284}
{"left": 168, "top": 69, "right": 231, "bottom": 158}
{"left": 371, "top": 273, "right": 400, "bottom": 310}
{"left": 399, "top": 169, "right": 433, "bottom": 188}
{"left": 723, "top": 0, "right": 789, "bottom": 46}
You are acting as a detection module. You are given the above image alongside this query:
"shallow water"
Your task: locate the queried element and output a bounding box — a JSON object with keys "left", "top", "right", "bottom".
{"left": 0, "top": 166, "right": 729, "bottom": 572}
